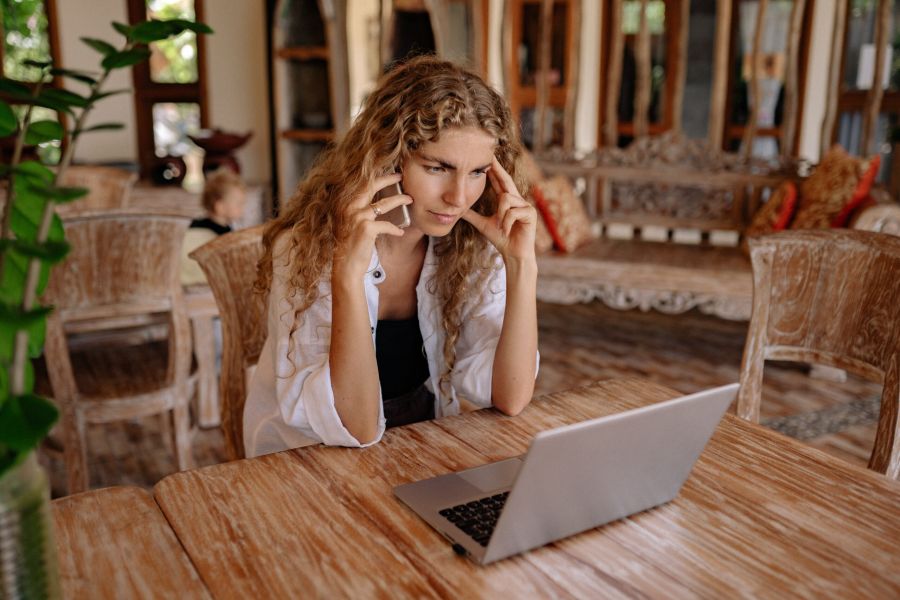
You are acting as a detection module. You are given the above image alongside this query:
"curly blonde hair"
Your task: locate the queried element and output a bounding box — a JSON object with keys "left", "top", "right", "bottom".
{"left": 255, "top": 55, "right": 526, "bottom": 397}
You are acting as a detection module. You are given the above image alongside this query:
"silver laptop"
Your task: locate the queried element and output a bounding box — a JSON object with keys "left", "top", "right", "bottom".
{"left": 394, "top": 383, "right": 739, "bottom": 564}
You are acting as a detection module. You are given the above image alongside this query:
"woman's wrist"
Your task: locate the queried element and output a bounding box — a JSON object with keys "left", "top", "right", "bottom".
{"left": 503, "top": 254, "right": 538, "bottom": 281}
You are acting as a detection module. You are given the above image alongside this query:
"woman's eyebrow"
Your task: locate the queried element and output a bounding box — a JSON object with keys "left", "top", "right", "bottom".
{"left": 418, "top": 153, "right": 492, "bottom": 172}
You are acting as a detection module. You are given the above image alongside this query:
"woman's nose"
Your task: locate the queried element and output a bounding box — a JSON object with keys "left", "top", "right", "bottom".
{"left": 443, "top": 177, "right": 467, "bottom": 207}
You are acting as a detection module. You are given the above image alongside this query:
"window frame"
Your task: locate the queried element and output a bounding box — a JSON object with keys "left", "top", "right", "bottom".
{"left": 126, "top": 0, "right": 209, "bottom": 180}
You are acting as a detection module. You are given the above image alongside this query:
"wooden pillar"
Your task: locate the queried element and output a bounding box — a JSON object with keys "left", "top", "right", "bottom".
{"left": 671, "top": 0, "right": 691, "bottom": 134}
{"left": 821, "top": 0, "right": 848, "bottom": 156}
{"left": 634, "top": 0, "right": 652, "bottom": 139}
{"left": 563, "top": 0, "right": 581, "bottom": 152}
{"left": 741, "top": 0, "right": 768, "bottom": 160}
{"left": 780, "top": 0, "right": 807, "bottom": 161}
{"left": 534, "top": 0, "right": 554, "bottom": 152}
{"left": 604, "top": 0, "right": 625, "bottom": 147}
{"left": 861, "top": 0, "right": 891, "bottom": 156}
{"left": 708, "top": 0, "right": 733, "bottom": 151}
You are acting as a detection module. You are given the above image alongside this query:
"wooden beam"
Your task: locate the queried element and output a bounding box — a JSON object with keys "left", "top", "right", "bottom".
{"left": 821, "top": 0, "right": 848, "bottom": 156}
{"left": 709, "top": 0, "right": 733, "bottom": 151}
{"left": 671, "top": 0, "right": 691, "bottom": 133}
{"left": 563, "top": 0, "right": 581, "bottom": 152}
{"left": 861, "top": 0, "right": 891, "bottom": 156}
{"left": 634, "top": 0, "right": 652, "bottom": 139}
{"left": 741, "top": 0, "right": 768, "bottom": 160}
{"left": 780, "top": 0, "right": 807, "bottom": 162}
{"left": 604, "top": 0, "right": 625, "bottom": 147}
{"left": 534, "top": 0, "right": 554, "bottom": 152}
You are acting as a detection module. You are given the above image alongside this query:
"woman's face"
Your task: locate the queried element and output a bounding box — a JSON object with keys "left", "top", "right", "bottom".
{"left": 399, "top": 126, "right": 496, "bottom": 237}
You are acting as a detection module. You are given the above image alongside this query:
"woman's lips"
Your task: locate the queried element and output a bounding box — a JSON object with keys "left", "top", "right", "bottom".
{"left": 428, "top": 211, "right": 457, "bottom": 225}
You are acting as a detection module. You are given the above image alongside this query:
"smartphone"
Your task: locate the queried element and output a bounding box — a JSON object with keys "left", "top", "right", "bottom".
{"left": 374, "top": 180, "right": 411, "bottom": 229}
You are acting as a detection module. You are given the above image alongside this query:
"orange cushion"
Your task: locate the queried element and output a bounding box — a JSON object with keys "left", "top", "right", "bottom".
{"left": 531, "top": 175, "right": 593, "bottom": 253}
{"left": 831, "top": 154, "right": 881, "bottom": 228}
{"left": 791, "top": 146, "right": 873, "bottom": 230}
{"left": 742, "top": 181, "right": 798, "bottom": 256}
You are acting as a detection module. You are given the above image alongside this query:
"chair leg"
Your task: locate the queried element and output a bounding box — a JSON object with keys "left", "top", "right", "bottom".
{"left": 172, "top": 402, "right": 194, "bottom": 471}
{"left": 63, "top": 408, "right": 89, "bottom": 494}
{"left": 191, "top": 314, "right": 220, "bottom": 428}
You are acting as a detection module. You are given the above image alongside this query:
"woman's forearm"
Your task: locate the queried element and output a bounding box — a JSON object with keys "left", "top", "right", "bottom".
{"left": 329, "top": 273, "right": 381, "bottom": 443}
{"left": 491, "top": 258, "right": 538, "bottom": 415}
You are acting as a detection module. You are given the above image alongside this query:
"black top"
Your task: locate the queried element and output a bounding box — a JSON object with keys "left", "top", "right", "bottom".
{"left": 189, "top": 217, "right": 232, "bottom": 236}
{"left": 375, "top": 317, "right": 430, "bottom": 400}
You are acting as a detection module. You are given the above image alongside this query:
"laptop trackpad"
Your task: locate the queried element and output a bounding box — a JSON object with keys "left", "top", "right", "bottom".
{"left": 457, "top": 457, "right": 523, "bottom": 493}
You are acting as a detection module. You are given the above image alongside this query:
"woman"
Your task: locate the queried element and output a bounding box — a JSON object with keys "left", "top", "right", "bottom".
{"left": 244, "top": 56, "right": 539, "bottom": 457}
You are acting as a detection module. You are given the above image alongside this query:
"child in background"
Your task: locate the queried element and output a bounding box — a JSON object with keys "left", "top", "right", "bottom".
{"left": 180, "top": 168, "right": 247, "bottom": 286}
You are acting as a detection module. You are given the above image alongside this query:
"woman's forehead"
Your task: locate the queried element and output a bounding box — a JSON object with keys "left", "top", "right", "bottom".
{"left": 417, "top": 127, "right": 495, "bottom": 161}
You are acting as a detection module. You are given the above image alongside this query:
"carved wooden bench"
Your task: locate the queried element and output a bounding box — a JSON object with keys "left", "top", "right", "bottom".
{"left": 534, "top": 135, "right": 900, "bottom": 321}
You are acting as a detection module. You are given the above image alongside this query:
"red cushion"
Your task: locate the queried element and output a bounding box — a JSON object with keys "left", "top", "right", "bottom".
{"left": 831, "top": 154, "right": 881, "bottom": 228}
{"left": 773, "top": 181, "right": 798, "bottom": 230}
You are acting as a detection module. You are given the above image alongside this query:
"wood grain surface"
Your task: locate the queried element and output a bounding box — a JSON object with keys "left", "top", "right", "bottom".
{"left": 739, "top": 230, "right": 900, "bottom": 478}
{"left": 154, "top": 378, "right": 900, "bottom": 598}
{"left": 53, "top": 486, "right": 210, "bottom": 599}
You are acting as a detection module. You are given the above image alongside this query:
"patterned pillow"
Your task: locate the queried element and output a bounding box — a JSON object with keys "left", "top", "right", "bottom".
{"left": 791, "top": 146, "right": 871, "bottom": 231}
{"left": 531, "top": 175, "right": 593, "bottom": 253}
{"left": 831, "top": 154, "right": 881, "bottom": 228}
{"left": 525, "top": 194, "right": 555, "bottom": 254}
{"left": 742, "top": 180, "right": 798, "bottom": 256}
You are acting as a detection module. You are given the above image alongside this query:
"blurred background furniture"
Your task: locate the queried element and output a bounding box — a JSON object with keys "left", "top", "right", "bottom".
{"left": 40, "top": 209, "right": 196, "bottom": 493}
{"left": 189, "top": 225, "right": 266, "bottom": 460}
{"left": 738, "top": 229, "right": 900, "bottom": 479}
{"left": 56, "top": 165, "right": 138, "bottom": 217}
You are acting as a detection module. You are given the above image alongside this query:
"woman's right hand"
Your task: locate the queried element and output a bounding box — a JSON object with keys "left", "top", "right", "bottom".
{"left": 332, "top": 172, "right": 410, "bottom": 280}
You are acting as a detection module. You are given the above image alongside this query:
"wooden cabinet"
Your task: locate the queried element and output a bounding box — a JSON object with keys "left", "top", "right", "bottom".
{"left": 270, "top": 0, "right": 350, "bottom": 204}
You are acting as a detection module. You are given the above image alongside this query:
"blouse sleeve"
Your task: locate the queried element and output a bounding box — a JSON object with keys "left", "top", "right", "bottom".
{"left": 267, "top": 237, "right": 385, "bottom": 447}
{"left": 451, "top": 254, "right": 540, "bottom": 408}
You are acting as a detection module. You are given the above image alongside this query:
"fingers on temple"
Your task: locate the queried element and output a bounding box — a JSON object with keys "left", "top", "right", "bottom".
{"left": 502, "top": 206, "right": 534, "bottom": 236}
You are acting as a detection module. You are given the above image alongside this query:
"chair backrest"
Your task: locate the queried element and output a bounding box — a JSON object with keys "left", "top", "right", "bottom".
{"left": 57, "top": 165, "right": 137, "bottom": 216}
{"left": 42, "top": 209, "right": 193, "bottom": 406}
{"left": 737, "top": 229, "right": 900, "bottom": 479}
{"left": 189, "top": 225, "right": 266, "bottom": 460}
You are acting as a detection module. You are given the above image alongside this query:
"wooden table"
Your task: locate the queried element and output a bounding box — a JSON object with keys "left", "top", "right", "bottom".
{"left": 52, "top": 486, "right": 210, "bottom": 598}
{"left": 153, "top": 378, "right": 900, "bottom": 598}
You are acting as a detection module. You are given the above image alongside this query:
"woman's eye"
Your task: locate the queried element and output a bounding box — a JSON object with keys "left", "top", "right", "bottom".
{"left": 426, "top": 165, "right": 444, "bottom": 173}
{"left": 471, "top": 170, "right": 487, "bottom": 178}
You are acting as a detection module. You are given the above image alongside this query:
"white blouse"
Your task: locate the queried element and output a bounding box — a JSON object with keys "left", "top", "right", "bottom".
{"left": 243, "top": 236, "right": 537, "bottom": 457}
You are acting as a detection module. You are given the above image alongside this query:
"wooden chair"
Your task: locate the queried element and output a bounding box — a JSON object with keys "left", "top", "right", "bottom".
{"left": 737, "top": 229, "right": 900, "bottom": 479}
{"left": 189, "top": 225, "right": 266, "bottom": 460}
{"left": 41, "top": 209, "right": 195, "bottom": 493}
{"left": 57, "top": 165, "right": 137, "bottom": 216}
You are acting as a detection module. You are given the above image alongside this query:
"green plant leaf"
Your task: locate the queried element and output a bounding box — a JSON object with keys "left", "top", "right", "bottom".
{"left": 13, "top": 161, "right": 54, "bottom": 186}
{"left": 0, "top": 394, "right": 58, "bottom": 453}
{"left": 24, "top": 120, "right": 64, "bottom": 145}
{"left": 0, "top": 302, "right": 53, "bottom": 361}
{"left": 49, "top": 67, "right": 98, "bottom": 86}
{"left": 0, "top": 101, "right": 17, "bottom": 137}
{"left": 41, "top": 88, "right": 90, "bottom": 109}
{"left": 22, "top": 59, "right": 52, "bottom": 70}
{"left": 0, "top": 79, "right": 32, "bottom": 100}
{"left": 80, "top": 36, "right": 117, "bottom": 57}
{"left": 80, "top": 122, "right": 124, "bottom": 133}
{"left": 101, "top": 47, "right": 152, "bottom": 70}
{"left": 129, "top": 19, "right": 214, "bottom": 44}
{"left": 0, "top": 239, "right": 70, "bottom": 263}
{"left": 112, "top": 21, "right": 133, "bottom": 38}
{"left": 129, "top": 19, "right": 179, "bottom": 43}
{"left": 88, "top": 89, "right": 130, "bottom": 104}
{"left": 30, "top": 184, "right": 88, "bottom": 203}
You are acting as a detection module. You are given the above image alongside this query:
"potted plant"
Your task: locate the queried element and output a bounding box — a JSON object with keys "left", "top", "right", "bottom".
{"left": 0, "top": 18, "right": 211, "bottom": 595}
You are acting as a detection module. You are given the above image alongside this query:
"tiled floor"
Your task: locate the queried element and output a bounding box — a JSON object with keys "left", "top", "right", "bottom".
{"left": 41, "top": 301, "right": 881, "bottom": 497}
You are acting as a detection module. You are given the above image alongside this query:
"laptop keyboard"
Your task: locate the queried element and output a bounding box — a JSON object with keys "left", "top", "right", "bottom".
{"left": 439, "top": 491, "right": 509, "bottom": 547}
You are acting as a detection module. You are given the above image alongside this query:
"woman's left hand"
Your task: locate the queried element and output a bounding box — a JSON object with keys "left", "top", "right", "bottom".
{"left": 461, "top": 156, "right": 537, "bottom": 263}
